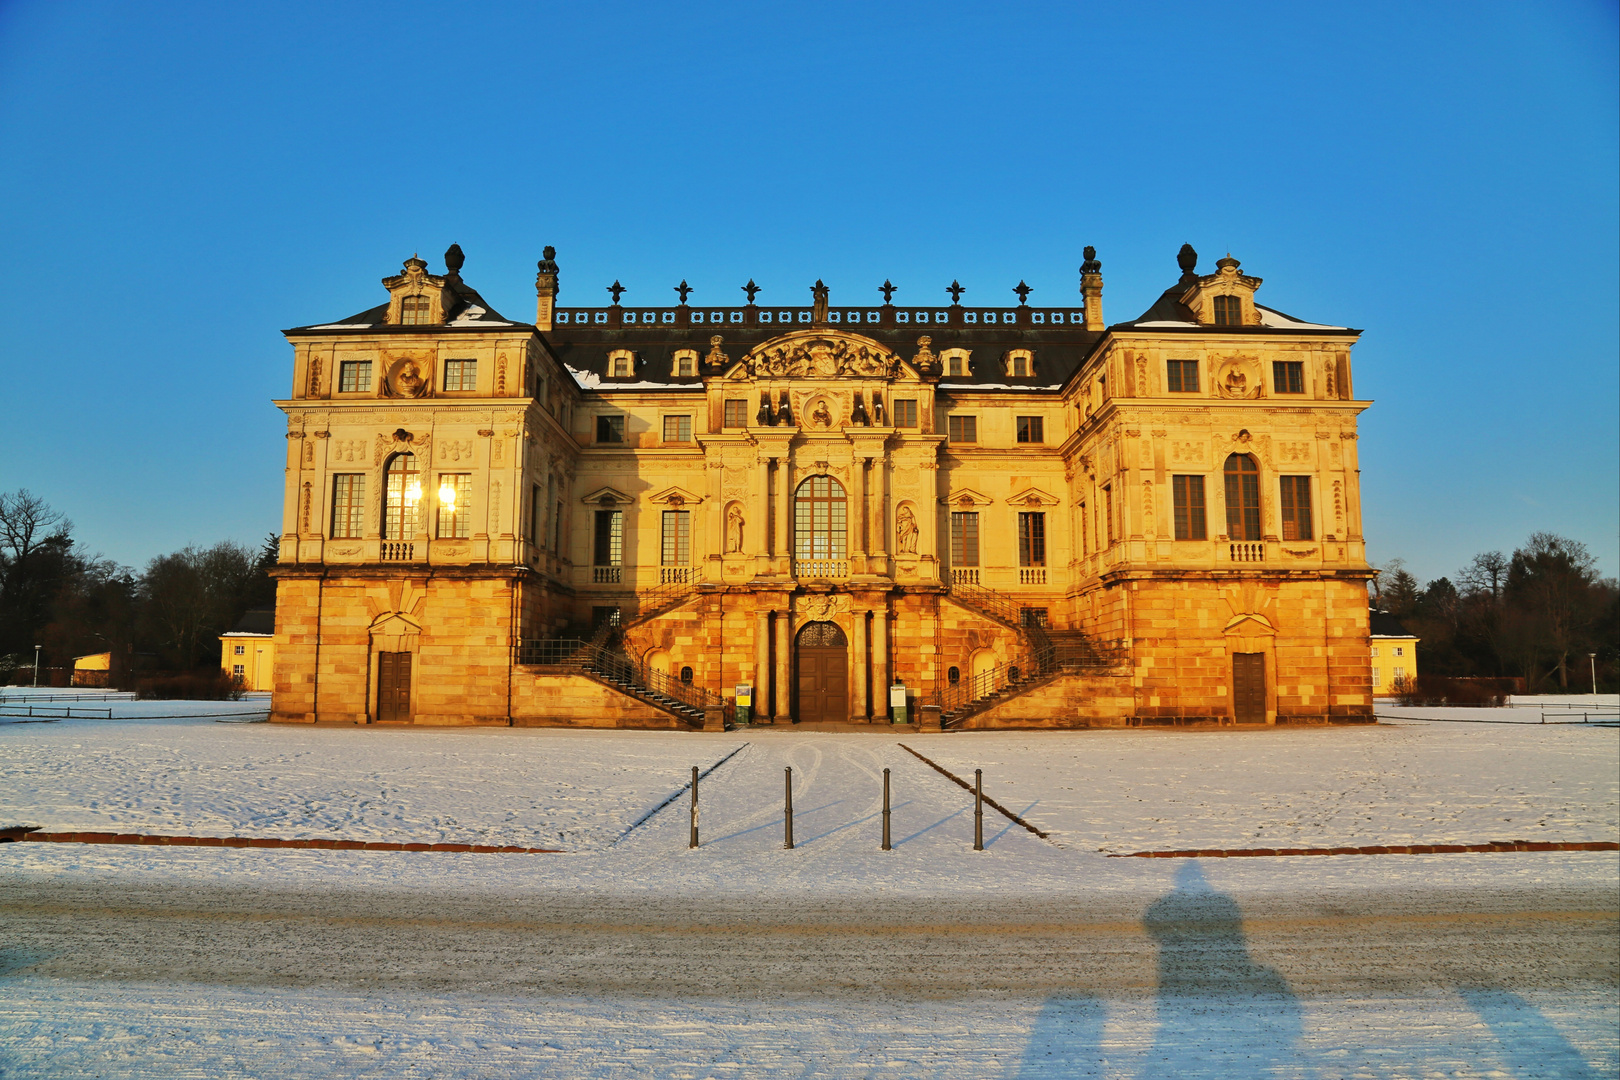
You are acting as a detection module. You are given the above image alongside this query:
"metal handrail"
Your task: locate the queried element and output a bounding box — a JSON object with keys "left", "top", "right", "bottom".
{"left": 513, "top": 636, "right": 725, "bottom": 719}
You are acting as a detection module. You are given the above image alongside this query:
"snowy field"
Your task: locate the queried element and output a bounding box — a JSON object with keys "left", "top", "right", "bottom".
{"left": 1, "top": 691, "right": 1615, "bottom": 1077}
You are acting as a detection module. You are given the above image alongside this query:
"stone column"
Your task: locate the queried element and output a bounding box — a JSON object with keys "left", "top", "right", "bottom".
{"left": 757, "top": 455, "right": 773, "bottom": 559}
{"left": 774, "top": 459, "right": 792, "bottom": 574}
{"left": 754, "top": 609, "right": 770, "bottom": 723}
{"left": 774, "top": 607, "right": 792, "bottom": 721}
{"left": 872, "top": 607, "right": 890, "bottom": 719}
{"left": 867, "top": 458, "right": 886, "bottom": 559}
{"left": 852, "top": 458, "right": 868, "bottom": 565}
{"left": 851, "top": 611, "right": 869, "bottom": 721}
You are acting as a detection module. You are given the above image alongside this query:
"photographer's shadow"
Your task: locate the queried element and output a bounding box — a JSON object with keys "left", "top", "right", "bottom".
{"left": 1139, "top": 861, "right": 1303, "bottom": 1077}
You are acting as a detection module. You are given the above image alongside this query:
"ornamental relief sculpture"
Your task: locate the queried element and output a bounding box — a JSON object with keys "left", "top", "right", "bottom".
{"left": 743, "top": 332, "right": 896, "bottom": 379}
{"left": 381, "top": 355, "right": 432, "bottom": 398}
{"left": 1214, "top": 355, "right": 1263, "bottom": 399}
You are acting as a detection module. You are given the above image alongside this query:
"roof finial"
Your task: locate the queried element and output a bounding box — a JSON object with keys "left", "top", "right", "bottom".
{"left": 1080, "top": 245, "right": 1101, "bottom": 275}
{"left": 675, "top": 280, "right": 692, "bottom": 304}
{"left": 742, "top": 279, "right": 761, "bottom": 304}
{"left": 444, "top": 243, "right": 465, "bottom": 275}
{"left": 1013, "top": 280, "right": 1032, "bottom": 305}
{"left": 607, "top": 280, "right": 625, "bottom": 304}
{"left": 1177, "top": 243, "right": 1198, "bottom": 279}
{"left": 537, "top": 246, "right": 558, "bottom": 274}
{"left": 880, "top": 279, "right": 897, "bottom": 304}
{"left": 946, "top": 280, "right": 965, "bottom": 304}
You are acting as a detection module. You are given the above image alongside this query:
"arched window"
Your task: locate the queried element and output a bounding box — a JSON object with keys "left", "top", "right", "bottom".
{"left": 383, "top": 453, "right": 421, "bottom": 539}
{"left": 1212, "top": 295, "right": 1241, "bottom": 326}
{"left": 400, "top": 295, "right": 431, "bottom": 325}
{"left": 793, "top": 475, "right": 847, "bottom": 567}
{"left": 1224, "top": 453, "right": 1261, "bottom": 540}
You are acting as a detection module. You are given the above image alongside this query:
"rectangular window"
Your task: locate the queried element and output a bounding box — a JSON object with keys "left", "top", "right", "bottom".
{"left": 611, "top": 355, "right": 632, "bottom": 377}
{"left": 1394, "top": 646, "right": 1404, "bottom": 657}
{"left": 724, "top": 399, "right": 748, "bottom": 427}
{"left": 338, "top": 359, "right": 372, "bottom": 392}
{"left": 948, "top": 415, "right": 977, "bottom": 443}
{"left": 1166, "top": 359, "right": 1199, "bottom": 393}
{"left": 530, "top": 483, "right": 542, "bottom": 544}
{"left": 1016, "top": 416, "right": 1044, "bottom": 443}
{"left": 1104, "top": 485, "right": 1114, "bottom": 545}
{"left": 595, "top": 415, "right": 625, "bottom": 443}
{"left": 233, "top": 664, "right": 245, "bottom": 677}
{"left": 1370, "top": 646, "right": 1380, "bottom": 657}
{"left": 947, "top": 355, "right": 967, "bottom": 376}
{"left": 1018, "top": 512, "right": 1046, "bottom": 567}
{"left": 662, "top": 415, "right": 692, "bottom": 443}
{"left": 1279, "top": 475, "right": 1313, "bottom": 540}
{"left": 443, "top": 359, "right": 477, "bottom": 391}
{"left": 675, "top": 354, "right": 696, "bottom": 377}
{"left": 661, "top": 510, "right": 690, "bottom": 566}
{"left": 400, "top": 295, "right": 431, "bottom": 325}
{"left": 1172, "top": 475, "right": 1207, "bottom": 540}
{"left": 1273, "top": 360, "right": 1305, "bottom": 394}
{"left": 1021, "top": 608, "right": 1049, "bottom": 628}
{"left": 1009, "top": 354, "right": 1031, "bottom": 377}
{"left": 1213, "top": 295, "right": 1241, "bottom": 326}
{"left": 593, "top": 510, "right": 623, "bottom": 566}
{"left": 331, "top": 474, "right": 365, "bottom": 538}
{"left": 234, "top": 645, "right": 245, "bottom": 656}
{"left": 1079, "top": 502, "right": 1088, "bottom": 553}
{"left": 893, "top": 400, "right": 918, "bottom": 428}
{"left": 435, "top": 473, "right": 472, "bottom": 538}
{"left": 1394, "top": 666, "right": 1406, "bottom": 680}
{"left": 950, "top": 511, "right": 980, "bottom": 566}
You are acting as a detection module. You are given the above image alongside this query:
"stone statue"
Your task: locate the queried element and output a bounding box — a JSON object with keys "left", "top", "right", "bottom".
{"left": 536, "top": 245, "right": 559, "bottom": 275}
{"left": 725, "top": 504, "right": 745, "bottom": 553}
{"left": 391, "top": 361, "right": 429, "bottom": 398}
{"left": 811, "top": 279, "right": 830, "bottom": 323}
{"left": 895, "top": 505, "right": 918, "bottom": 554}
{"left": 811, "top": 399, "right": 832, "bottom": 428}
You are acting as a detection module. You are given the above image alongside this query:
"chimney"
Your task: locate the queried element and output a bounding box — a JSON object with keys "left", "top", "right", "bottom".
{"left": 1080, "top": 245, "right": 1104, "bottom": 331}
{"left": 535, "top": 246, "right": 560, "bottom": 331}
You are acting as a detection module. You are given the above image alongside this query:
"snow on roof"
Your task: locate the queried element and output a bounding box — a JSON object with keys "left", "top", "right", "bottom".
{"left": 565, "top": 365, "right": 694, "bottom": 391}
{"left": 1130, "top": 320, "right": 1202, "bottom": 328}
{"left": 446, "top": 305, "right": 515, "bottom": 327}
{"left": 937, "top": 381, "right": 1062, "bottom": 391}
{"left": 1255, "top": 304, "right": 1346, "bottom": 331}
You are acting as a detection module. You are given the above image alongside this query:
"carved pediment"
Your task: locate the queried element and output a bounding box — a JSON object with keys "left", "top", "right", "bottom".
{"left": 741, "top": 330, "right": 898, "bottom": 379}
{"left": 580, "top": 485, "right": 634, "bottom": 506}
{"left": 1008, "top": 486, "right": 1060, "bottom": 507}
{"left": 942, "top": 486, "right": 993, "bottom": 508}
{"left": 647, "top": 485, "right": 704, "bottom": 506}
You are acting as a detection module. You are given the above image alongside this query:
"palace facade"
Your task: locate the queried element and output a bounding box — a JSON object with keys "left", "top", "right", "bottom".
{"left": 269, "top": 243, "right": 1375, "bottom": 729}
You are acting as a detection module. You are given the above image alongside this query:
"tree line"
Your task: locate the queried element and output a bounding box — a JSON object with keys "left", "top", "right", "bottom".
{"left": 0, "top": 490, "right": 275, "bottom": 684}
{"left": 1373, "top": 533, "right": 1618, "bottom": 693}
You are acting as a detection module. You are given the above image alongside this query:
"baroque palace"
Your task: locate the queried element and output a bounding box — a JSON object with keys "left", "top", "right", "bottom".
{"left": 269, "top": 243, "right": 1374, "bottom": 729}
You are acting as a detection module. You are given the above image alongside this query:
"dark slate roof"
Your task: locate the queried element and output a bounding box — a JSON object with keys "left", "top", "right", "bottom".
{"left": 226, "top": 609, "right": 275, "bottom": 636}
{"left": 1112, "top": 271, "right": 1352, "bottom": 333}
{"left": 546, "top": 312, "right": 1104, "bottom": 390}
{"left": 1369, "top": 611, "right": 1414, "bottom": 637}
{"left": 290, "top": 276, "right": 524, "bottom": 332}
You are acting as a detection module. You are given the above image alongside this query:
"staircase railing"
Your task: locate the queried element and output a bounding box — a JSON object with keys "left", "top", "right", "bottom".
{"left": 626, "top": 568, "right": 702, "bottom": 627}
{"left": 513, "top": 635, "right": 726, "bottom": 721}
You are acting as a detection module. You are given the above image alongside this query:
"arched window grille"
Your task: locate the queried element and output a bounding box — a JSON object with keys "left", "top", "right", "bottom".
{"left": 383, "top": 453, "right": 421, "bottom": 539}
{"left": 1224, "top": 453, "right": 1261, "bottom": 541}
{"left": 793, "top": 475, "right": 847, "bottom": 569}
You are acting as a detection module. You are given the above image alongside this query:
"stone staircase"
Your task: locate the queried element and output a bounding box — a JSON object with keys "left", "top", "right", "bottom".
{"left": 514, "top": 632, "right": 723, "bottom": 727}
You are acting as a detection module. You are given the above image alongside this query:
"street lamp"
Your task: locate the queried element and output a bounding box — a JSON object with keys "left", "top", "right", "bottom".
{"left": 1590, "top": 653, "right": 1598, "bottom": 697}
{"left": 32, "top": 645, "right": 41, "bottom": 688}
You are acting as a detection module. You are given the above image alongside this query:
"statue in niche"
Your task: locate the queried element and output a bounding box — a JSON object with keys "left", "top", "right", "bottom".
{"left": 895, "top": 505, "right": 918, "bottom": 554}
{"left": 389, "top": 360, "right": 429, "bottom": 398}
{"left": 810, "top": 399, "right": 832, "bottom": 428}
{"left": 725, "top": 504, "right": 745, "bottom": 553}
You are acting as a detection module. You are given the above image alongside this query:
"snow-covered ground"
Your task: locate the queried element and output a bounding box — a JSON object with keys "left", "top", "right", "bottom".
{"left": 1, "top": 695, "right": 1615, "bottom": 1077}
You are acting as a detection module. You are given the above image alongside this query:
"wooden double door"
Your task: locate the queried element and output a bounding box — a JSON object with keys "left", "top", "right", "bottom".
{"left": 377, "top": 651, "right": 412, "bottom": 723}
{"left": 795, "top": 622, "right": 848, "bottom": 723}
{"left": 1232, "top": 652, "right": 1266, "bottom": 723}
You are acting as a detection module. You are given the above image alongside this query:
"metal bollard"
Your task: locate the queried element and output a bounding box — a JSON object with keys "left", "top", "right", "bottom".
{"left": 784, "top": 766, "right": 795, "bottom": 849}
{"left": 689, "top": 765, "right": 699, "bottom": 849}
{"left": 882, "top": 767, "right": 891, "bottom": 850}
{"left": 973, "top": 768, "right": 984, "bottom": 851}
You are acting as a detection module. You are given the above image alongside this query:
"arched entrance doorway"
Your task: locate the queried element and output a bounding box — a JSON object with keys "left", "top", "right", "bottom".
{"left": 795, "top": 621, "right": 848, "bottom": 723}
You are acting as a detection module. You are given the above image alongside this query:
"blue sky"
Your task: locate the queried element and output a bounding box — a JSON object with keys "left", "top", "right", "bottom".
{"left": 1, "top": 1, "right": 1615, "bottom": 584}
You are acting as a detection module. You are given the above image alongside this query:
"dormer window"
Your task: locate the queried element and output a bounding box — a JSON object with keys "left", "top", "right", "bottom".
{"left": 672, "top": 350, "right": 698, "bottom": 378}
{"left": 401, "top": 295, "right": 432, "bottom": 326}
{"left": 1213, "top": 295, "right": 1241, "bottom": 326}
{"left": 941, "top": 349, "right": 971, "bottom": 377}
{"left": 608, "top": 351, "right": 635, "bottom": 378}
{"left": 1006, "top": 350, "right": 1033, "bottom": 378}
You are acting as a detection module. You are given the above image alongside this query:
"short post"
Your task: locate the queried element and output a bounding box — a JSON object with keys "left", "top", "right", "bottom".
{"left": 784, "top": 766, "right": 795, "bottom": 849}
{"left": 882, "top": 767, "right": 891, "bottom": 850}
{"left": 973, "top": 768, "right": 984, "bottom": 851}
{"left": 689, "top": 765, "right": 699, "bottom": 849}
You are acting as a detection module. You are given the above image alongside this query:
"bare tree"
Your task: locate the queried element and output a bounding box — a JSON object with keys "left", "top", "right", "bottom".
{"left": 138, "top": 541, "right": 259, "bottom": 669}
{"left": 1459, "top": 550, "right": 1508, "bottom": 601}
{"left": 0, "top": 489, "right": 70, "bottom": 564}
